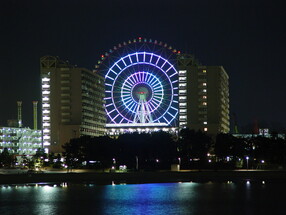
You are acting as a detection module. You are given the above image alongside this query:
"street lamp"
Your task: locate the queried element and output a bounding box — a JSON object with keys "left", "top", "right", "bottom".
{"left": 246, "top": 156, "right": 249, "bottom": 170}
{"left": 135, "top": 156, "right": 138, "bottom": 171}
{"left": 178, "top": 157, "right": 181, "bottom": 172}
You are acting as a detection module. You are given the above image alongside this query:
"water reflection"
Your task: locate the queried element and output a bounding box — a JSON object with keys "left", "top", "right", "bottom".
{"left": 101, "top": 183, "right": 199, "bottom": 215}
{"left": 0, "top": 182, "right": 284, "bottom": 215}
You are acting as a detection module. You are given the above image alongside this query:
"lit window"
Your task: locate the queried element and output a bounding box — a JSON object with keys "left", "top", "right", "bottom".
{"left": 203, "top": 89, "right": 207, "bottom": 93}
{"left": 42, "top": 77, "right": 50, "bottom": 82}
{"left": 204, "top": 127, "right": 208, "bottom": 132}
{"left": 42, "top": 84, "right": 50, "bottom": 88}
{"left": 43, "top": 90, "right": 50, "bottom": 95}
{"left": 203, "top": 102, "right": 207, "bottom": 106}
{"left": 179, "top": 77, "right": 187, "bottom": 81}
{"left": 179, "top": 90, "right": 187, "bottom": 94}
{"left": 203, "top": 121, "right": 207, "bottom": 125}
{"left": 43, "top": 97, "right": 49, "bottom": 101}
{"left": 179, "top": 83, "right": 187, "bottom": 87}
{"left": 43, "top": 135, "right": 50, "bottom": 140}
{"left": 179, "top": 70, "right": 187, "bottom": 75}
{"left": 179, "top": 96, "right": 187, "bottom": 100}
{"left": 180, "top": 109, "right": 187, "bottom": 113}
{"left": 180, "top": 122, "right": 187, "bottom": 126}
{"left": 43, "top": 141, "right": 50, "bottom": 146}
{"left": 203, "top": 70, "right": 207, "bottom": 73}
{"left": 43, "top": 116, "right": 50, "bottom": 121}
{"left": 203, "top": 83, "right": 207, "bottom": 86}
{"left": 179, "top": 103, "right": 187, "bottom": 107}
{"left": 203, "top": 96, "right": 207, "bottom": 99}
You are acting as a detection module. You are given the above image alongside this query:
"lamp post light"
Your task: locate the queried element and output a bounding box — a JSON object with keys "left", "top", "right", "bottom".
{"left": 135, "top": 156, "right": 138, "bottom": 171}
{"left": 178, "top": 157, "right": 181, "bottom": 172}
{"left": 246, "top": 156, "right": 249, "bottom": 170}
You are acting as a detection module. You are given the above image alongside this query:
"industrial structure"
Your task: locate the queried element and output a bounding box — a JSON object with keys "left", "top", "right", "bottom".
{"left": 40, "top": 56, "right": 105, "bottom": 153}
{"left": 0, "top": 102, "right": 43, "bottom": 156}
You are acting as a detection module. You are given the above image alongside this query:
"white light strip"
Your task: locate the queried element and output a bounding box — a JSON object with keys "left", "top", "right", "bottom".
{"left": 106, "top": 123, "right": 167, "bottom": 127}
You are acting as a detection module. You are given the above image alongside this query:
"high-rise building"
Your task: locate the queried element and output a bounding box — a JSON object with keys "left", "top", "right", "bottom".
{"left": 40, "top": 56, "right": 105, "bottom": 153}
{"left": 178, "top": 54, "right": 229, "bottom": 135}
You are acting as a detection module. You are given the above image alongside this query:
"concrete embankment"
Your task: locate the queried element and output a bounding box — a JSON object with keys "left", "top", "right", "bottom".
{"left": 1, "top": 171, "right": 286, "bottom": 185}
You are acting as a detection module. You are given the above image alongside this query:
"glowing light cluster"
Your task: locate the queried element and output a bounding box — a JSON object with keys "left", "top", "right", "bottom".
{"left": 104, "top": 51, "right": 178, "bottom": 126}
{"left": 96, "top": 37, "right": 181, "bottom": 67}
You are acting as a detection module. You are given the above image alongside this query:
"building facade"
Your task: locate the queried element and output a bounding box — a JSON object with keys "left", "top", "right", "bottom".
{"left": 40, "top": 56, "right": 105, "bottom": 153}
{"left": 178, "top": 54, "right": 230, "bottom": 135}
{"left": 0, "top": 127, "right": 42, "bottom": 155}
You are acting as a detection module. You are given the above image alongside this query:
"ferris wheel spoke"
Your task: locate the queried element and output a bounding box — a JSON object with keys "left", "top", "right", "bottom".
{"left": 148, "top": 102, "right": 157, "bottom": 111}
{"left": 140, "top": 72, "right": 145, "bottom": 82}
{"left": 130, "top": 102, "right": 138, "bottom": 113}
{"left": 169, "top": 73, "right": 176, "bottom": 78}
{"left": 152, "top": 82, "right": 161, "bottom": 89}
{"left": 160, "top": 60, "right": 167, "bottom": 69}
{"left": 170, "top": 106, "right": 178, "bottom": 111}
{"left": 121, "top": 58, "right": 127, "bottom": 67}
{"left": 146, "top": 73, "right": 153, "bottom": 83}
{"left": 165, "top": 66, "right": 173, "bottom": 73}
{"left": 163, "top": 116, "right": 170, "bottom": 125}
{"left": 122, "top": 87, "right": 131, "bottom": 92}
{"left": 137, "top": 72, "right": 142, "bottom": 82}
{"left": 106, "top": 75, "right": 114, "bottom": 81}
{"left": 123, "top": 98, "right": 133, "bottom": 105}
{"left": 110, "top": 69, "right": 117, "bottom": 76}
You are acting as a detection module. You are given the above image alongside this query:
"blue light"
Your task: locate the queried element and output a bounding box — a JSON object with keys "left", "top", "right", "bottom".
{"left": 105, "top": 51, "right": 178, "bottom": 126}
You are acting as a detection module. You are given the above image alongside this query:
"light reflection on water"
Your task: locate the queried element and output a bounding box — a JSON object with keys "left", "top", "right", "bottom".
{"left": 0, "top": 182, "right": 284, "bottom": 215}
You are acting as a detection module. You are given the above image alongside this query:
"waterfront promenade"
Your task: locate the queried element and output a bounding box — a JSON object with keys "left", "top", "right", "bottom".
{"left": 1, "top": 170, "right": 286, "bottom": 185}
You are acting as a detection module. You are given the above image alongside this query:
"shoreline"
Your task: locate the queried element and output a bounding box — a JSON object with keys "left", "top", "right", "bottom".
{"left": 1, "top": 170, "right": 286, "bottom": 185}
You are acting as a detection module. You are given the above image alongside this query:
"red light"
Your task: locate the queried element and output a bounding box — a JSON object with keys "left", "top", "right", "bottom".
{"left": 178, "top": 51, "right": 181, "bottom": 54}
{"left": 101, "top": 55, "right": 104, "bottom": 58}
{"left": 139, "top": 37, "right": 142, "bottom": 40}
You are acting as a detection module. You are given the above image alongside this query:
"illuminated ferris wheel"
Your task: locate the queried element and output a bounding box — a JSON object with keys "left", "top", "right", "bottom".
{"left": 97, "top": 38, "right": 179, "bottom": 127}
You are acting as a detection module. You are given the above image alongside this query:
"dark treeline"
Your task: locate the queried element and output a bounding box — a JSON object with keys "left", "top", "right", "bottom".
{"left": 62, "top": 128, "right": 286, "bottom": 170}
{"left": 63, "top": 131, "right": 176, "bottom": 170}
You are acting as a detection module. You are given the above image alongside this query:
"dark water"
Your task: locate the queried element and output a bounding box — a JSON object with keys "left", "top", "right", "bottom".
{"left": 0, "top": 181, "right": 285, "bottom": 215}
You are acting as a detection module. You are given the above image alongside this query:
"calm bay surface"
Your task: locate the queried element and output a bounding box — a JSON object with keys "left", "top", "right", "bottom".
{"left": 0, "top": 182, "right": 285, "bottom": 215}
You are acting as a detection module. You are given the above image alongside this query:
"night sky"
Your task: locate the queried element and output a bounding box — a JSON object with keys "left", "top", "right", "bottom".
{"left": 0, "top": 0, "right": 285, "bottom": 132}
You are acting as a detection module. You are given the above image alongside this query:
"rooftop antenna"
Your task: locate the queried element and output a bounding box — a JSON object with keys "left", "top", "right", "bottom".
{"left": 232, "top": 113, "right": 239, "bottom": 134}
{"left": 17, "top": 101, "right": 22, "bottom": 128}
{"left": 33, "top": 101, "right": 38, "bottom": 130}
